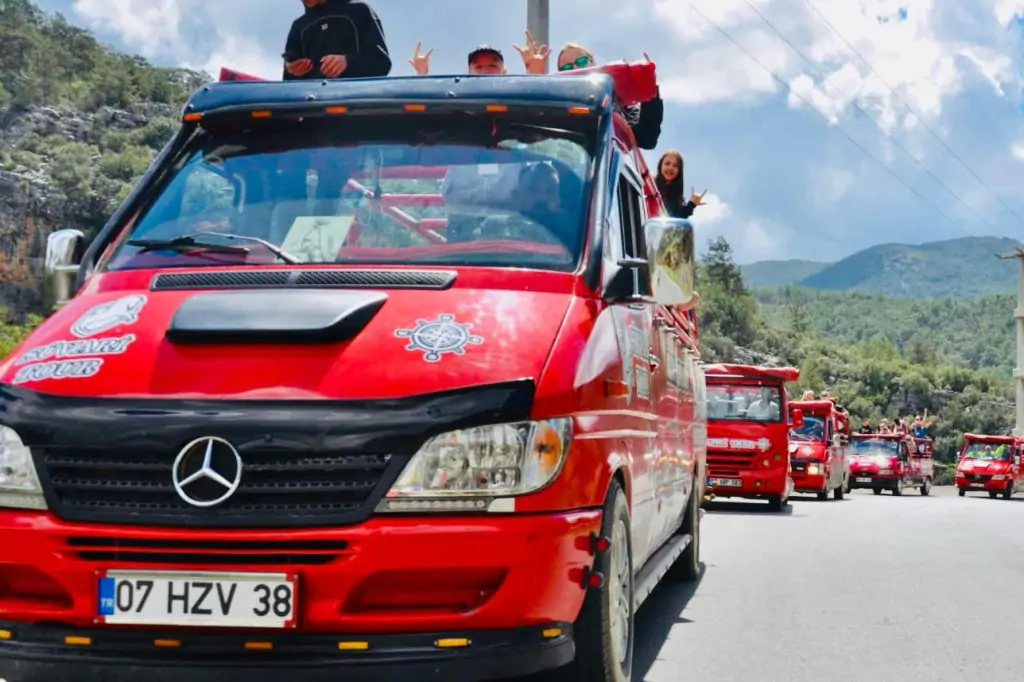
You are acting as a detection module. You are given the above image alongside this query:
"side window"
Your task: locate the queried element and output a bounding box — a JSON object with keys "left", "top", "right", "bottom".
{"left": 615, "top": 169, "right": 647, "bottom": 296}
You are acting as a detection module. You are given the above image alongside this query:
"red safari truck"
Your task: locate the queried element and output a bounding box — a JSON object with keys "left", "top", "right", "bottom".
{"left": 848, "top": 432, "right": 934, "bottom": 495}
{"left": 787, "top": 399, "right": 850, "bottom": 500}
{"left": 0, "top": 67, "right": 707, "bottom": 682}
{"left": 955, "top": 433, "right": 1024, "bottom": 499}
{"left": 704, "top": 364, "right": 800, "bottom": 511}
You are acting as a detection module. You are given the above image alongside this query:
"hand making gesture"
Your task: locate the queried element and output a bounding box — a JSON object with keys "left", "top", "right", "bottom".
{"left": 409, "top": 41, "right": 433, "bottom": 76}
{"left": 513, "top": 29, "right": 551, "bottom": 74}
{"left": 689, "top": 188, "right": 708, "bottom": 207}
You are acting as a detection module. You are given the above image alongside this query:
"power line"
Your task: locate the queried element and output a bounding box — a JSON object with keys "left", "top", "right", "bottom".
{"left": 686, "top": 2, "right": 963, "bottom": 227}
{"left": 802, "top": 0, "right": 1024, "bottom": 229}
{"left": 740, "top": 0, "right": 999, "bottom": 233}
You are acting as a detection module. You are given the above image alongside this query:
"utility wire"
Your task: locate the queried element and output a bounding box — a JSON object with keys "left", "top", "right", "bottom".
{"left": 740, "top": 0, "right": 999, "bottom": 233}
{"left": 686, "top": 2, "right": 962, "bottom": 227}
{"left": 802, "top": 0, "right": 1024, "bottom": 228}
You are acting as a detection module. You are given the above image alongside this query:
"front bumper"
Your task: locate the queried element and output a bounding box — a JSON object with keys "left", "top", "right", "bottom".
{"left": 706, "top": 468, "right": 788, "bottom": 497}
{"left": 956, "top": 475, "right": 1009, "bottom": 492}
{"left": 792, "top": 471, "right": 827, "bottom": 492}
{"left": 0, "top": 620, "right": 573, "bottom": 682}
{"left": 848, "top": 473, "right": 897, "bottom": 489}
{"left": 0, "top": 508, "right": 600, "bottom": 635}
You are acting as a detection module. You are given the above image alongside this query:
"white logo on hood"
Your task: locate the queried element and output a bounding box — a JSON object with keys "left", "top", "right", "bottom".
{"left": 70, "top": 295, "right": 147, "bottom": 339}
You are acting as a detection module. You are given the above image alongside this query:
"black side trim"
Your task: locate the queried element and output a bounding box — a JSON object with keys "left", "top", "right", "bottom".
{"left": 150, "top": 269, "right": 457, "bottom": 291}
{"left": 165, "top": 290, "right": 387, "bottom": 343}
{"left": 0, "top": 379, "right": 534, "bottom": 528}
{"left": 0, "top": 620, "right": 574, "bottom": 682}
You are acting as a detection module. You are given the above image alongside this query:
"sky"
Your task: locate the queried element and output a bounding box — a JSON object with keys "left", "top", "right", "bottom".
{"left": 30, "top": 0, "right": 1024, "bottom": 264}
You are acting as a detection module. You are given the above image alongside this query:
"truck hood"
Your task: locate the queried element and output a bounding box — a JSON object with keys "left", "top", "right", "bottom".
{"left": 957, "top": 459, "right": 1008, "bottom": 474}
{"left": 0, "top": 287, "right": 572, "bottom": 399}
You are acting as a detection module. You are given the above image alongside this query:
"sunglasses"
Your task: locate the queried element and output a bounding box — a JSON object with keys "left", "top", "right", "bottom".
{"left": 558, "top": 55, "right": 592, "bottom": 71}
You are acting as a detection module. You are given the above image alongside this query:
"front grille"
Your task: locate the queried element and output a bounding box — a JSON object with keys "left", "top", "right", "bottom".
{"left": 65, "top": 537, "right": 349, "bottom": 566}
{"left": 707, "top": 451, "right": 756, "bottom": 477}
{"left": 963, "top": 473, "right": 989, "bottom": 482}
{"left": 38, "top": 447, "right": 395, "bottom": 528}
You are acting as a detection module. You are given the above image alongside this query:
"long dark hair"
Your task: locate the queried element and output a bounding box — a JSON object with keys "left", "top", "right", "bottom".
{"left": 654, "top": 149, "right": 684, "bottom": 207}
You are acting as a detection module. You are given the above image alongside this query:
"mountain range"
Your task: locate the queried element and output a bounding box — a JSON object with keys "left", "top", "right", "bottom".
{"left": 740, "top": 236, "right": 1022, "bottom": 298}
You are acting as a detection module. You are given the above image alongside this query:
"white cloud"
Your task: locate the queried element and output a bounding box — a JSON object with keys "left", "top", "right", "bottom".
{"left": 1012, "top": 143, "right": 1024, "bottom": 160}
{"left": 695, "top": 193, "right": 730, "bottom": 224}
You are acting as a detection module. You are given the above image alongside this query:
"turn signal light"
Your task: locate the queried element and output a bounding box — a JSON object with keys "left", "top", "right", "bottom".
{"left": 435, "top": 638, "right": 470, "bottom": 648}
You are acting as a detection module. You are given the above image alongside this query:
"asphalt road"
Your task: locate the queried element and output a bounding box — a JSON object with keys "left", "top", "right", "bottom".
{"left": 628, "top": 486, "right": 1024, "bottom": 682}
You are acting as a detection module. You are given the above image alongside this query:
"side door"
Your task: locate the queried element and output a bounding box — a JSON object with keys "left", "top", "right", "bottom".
{"left": 1014, "top": 444, "right": 1023, "bottom": 488}
{"left": 606, "top": 149, "right": 661, "bottom": 566}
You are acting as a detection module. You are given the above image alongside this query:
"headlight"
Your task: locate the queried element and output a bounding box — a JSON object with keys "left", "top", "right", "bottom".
{"left": 806, "top": 463, "right": 821, "bottom": 475}
{"left": 992, "top": 474, "right": 1005, "bottom": 481}
{"left": 379, "top": 419, "right": 572, "bottom": 511}
{"left": 0, "top": 426, "right": 46, "bottom": 510}
{"left": 879, "top": 469, "right": 892, "bottom": 475}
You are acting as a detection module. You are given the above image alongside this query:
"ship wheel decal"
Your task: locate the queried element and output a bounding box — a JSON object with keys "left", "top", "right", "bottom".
{"left": 395, "top": 314, "right": 484, "bottom": 362}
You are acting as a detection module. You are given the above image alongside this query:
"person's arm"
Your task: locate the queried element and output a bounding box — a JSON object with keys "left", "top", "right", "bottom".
{"left": 631, "top": 87, "right": 663, "bottom": 150}
{"left": 344, "top": 1, "right": 392, "bottom": 77}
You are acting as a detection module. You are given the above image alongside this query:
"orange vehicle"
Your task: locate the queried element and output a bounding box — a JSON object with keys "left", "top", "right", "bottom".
{"left": 787, "top": 400, "right": 850, "bottom": 500}
{"left": 955, "top": 433, "right": 1024, "bottom": 499}
{"left": 848, "top": 432, "right": 934, "bottom": 495}
{"left": 704, "top": 364, "right": 801, "bottom": 511}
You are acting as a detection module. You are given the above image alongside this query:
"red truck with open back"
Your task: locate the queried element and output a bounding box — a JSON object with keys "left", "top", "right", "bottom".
{"left": 848, "top": 432, "right": 934, "bottom": 495}
{"left": 704, "top": 364, "right": 800, "bottom": 511}
{"left": 955, "top": 433, "right": 1024, "bottom": 499}
{"left": 787, "top": 399, "right": 850, "bottom": 500}
{"left": 0, "top": 65, "right": 706, "bottom": 682}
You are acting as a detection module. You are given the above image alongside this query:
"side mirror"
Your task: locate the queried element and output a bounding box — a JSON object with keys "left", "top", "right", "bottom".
{"left": 789, "top": 408, "right": 804, "bottom": 428}
{"left": 43, "top": 228, "right": 86, "bottom": 311}
{"left": 643, "top": 217, "right": 694, "bottom": 306}
{"left": 832, "top": 434, "right": 842, "bottom": 448}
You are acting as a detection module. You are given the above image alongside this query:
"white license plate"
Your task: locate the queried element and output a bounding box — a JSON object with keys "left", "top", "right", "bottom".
{"left": 855, "top": 477, "right": 872, "bottom": 483}
{"left": 98, "top": 570, "right": 297, "bottom": 628}
{"left": 969, "top": 483, "right": 985, "bottom": 488}
{"left": 709, "top": 478, "right": 742, "bottom": 487}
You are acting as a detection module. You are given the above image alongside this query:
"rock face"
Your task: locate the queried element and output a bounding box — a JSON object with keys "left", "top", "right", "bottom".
{"left": 0, "top": 102, "right": 180, "bottom": 317}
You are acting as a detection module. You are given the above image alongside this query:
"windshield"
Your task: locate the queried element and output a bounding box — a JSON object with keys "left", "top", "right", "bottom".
{"left": 851, "top": 438, "right": 899, "bottom": 457}
{"left": 707, "top": 384, "right": 782, "bottom": 422}
{"left": 790, "top": 415, "right": 825, "bottom": 442}
{"left": 105, "top": 117, "right": 593, "bottom": 272}
{"left": 961, "top": 443, "right": 1012, "bottom": 461}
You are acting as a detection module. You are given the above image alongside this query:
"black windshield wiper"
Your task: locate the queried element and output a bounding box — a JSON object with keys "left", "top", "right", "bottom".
{"left": 127, "top": 233, "right": 299, "bottom": 264}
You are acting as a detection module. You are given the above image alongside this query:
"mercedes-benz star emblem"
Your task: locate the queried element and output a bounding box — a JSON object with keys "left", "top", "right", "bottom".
{"left": 172, "top": 436, "right": 243, "bottom": 508}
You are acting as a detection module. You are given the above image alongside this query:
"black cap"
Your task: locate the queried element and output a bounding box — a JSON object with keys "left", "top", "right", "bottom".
{"left": 468, "top": 45, "right": 504, "bottom": 64}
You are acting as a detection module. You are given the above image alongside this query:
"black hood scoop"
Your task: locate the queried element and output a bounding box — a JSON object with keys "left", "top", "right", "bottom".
{"left": 166, "top": 290, "right": 387, "bottom": 343}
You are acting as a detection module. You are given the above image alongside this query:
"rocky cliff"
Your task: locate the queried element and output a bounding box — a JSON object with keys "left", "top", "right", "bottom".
{"left": 0, "top": 0, "right": 206, "bottom": 318}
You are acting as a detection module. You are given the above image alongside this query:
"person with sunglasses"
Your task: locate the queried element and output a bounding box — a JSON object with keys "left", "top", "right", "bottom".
{"left": 553, "top": 43, "right": 664, "bottom": 150}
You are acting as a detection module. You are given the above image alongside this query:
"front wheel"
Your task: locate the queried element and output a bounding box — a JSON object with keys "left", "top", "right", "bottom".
{"left": 560, "top": 479, "right": 633, "bottom": 682}
{"left": 1003, "top": 482, "right": 1014, "bottom": 500}
{"left": 767, "top": 494, "right": 786, "bottom": 512}
{"left": 873, "top": 488, "right": 882, "bottom": 495}
{"left": 920, "top": 477, "right": 931, "bottom": 496}
{"left": 834, "top": 479, "right": 845, "bottom": 500}
{"left": 893, "top": 479, "right": 904, "bottom": 496}
{"left": 669, "top": 482, "right": 701, "bottom": 582}
{"left": 958, "top": 488, "right": 966, "bottom": 497}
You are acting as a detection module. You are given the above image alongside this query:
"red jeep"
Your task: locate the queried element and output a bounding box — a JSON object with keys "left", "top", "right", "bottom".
{"left": 787, "top": 400, "right": 850, "bottom": 500}
{"left": 704, "top": 364, "right": 800, "bottom": 511}
{"left": 956, "top": 433, "right": 1024, "bottom": 499}
{"left": 848, "top": 433, "right": 934, "bottom": 495}
{"left": 0, "top": 65, "right": 707, "bottom": 682}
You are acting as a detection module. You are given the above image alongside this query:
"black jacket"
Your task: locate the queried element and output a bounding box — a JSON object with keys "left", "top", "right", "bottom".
{"left": 623, "top": 87, "right": 663, "bottom": 150}
{"left": 282, "top": 0, "right": 392, "bottom": 80}
{"left": 655, "top": 178, "right": 695, "bottom": 219}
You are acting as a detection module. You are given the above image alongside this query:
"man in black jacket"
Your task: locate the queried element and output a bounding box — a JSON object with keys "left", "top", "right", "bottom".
{"left": 282, "top": 0, "right": 391, "bottom": 80}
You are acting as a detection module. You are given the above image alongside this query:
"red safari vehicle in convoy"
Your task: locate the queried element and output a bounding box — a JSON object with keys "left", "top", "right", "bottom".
{"left": 848, "top": 432, "right": 934, "bottom": 495}
{"left": 0, "top": 68, "right": 707, "bottom": 682}
{"left": 704, "top": 364, "right": 800, "bottom": 511}
{"left": 787, "top": 400, "right": 850, "bottom": 500}
{"left": 955, "top": 433, "right": 1024, "bottom": 499}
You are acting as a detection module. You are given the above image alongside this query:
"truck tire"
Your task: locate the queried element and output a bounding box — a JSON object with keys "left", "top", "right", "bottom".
{"left": 668, "top": 482, "right": 701, "bottom": 582}
{"left": 958, "top": 488, "right": 966, "bottom": 497}
{"left": 833, "top": 480, "right": 844, "bottom": 500}
{"left": 816, "top": 489, "right": 828, "bottom": 501}
{"left": 559, "top": 479, "right": 633, "bottom": 682}
{"left": 842, "top": 475, "right": 851, "bottom": 495}
{"left": 988, "top": 491, "right": 998, "bottom": 499}
{"left": 872, "top": 488, "right": 882, "bottom": 495}
{"left": 1004, "top": 482, "right": 1014, "bottom": 500}
{"left": 892, "top": 479, "right": 904, "bottom": 496}
{"left": 920, "top": 477, "right": 931, "bottom": 496}
{"left": 767, "top": 494, "right": 786, "bottom": 512}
